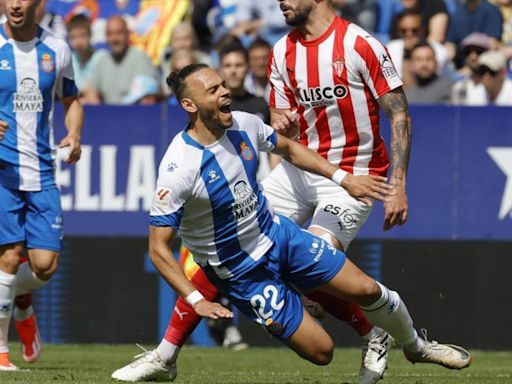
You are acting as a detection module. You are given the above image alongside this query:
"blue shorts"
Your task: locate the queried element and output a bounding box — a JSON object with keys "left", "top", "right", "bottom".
{"left": 205, "top": 215, "right": 346, "bottom": 340}
{"left": 0, "top": 184, "right": 63, "bottom": 252}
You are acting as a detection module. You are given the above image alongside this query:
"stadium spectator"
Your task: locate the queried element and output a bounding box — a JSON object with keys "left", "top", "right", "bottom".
{"left": 387, "top": 10, "right": 449, "bottom": 87}
{"left": 490, "top": 0, "right": 512, "bottom": 60}
{"left": 230, "top": 0, "right": 291, "bottom": 45}
{"left": 0, "top": 0, "right": 83, "bottom": 370}
{"left": 206, "top": 0, "right": 239, "bottom": 47}
{"left": 332, "top": 0, "right": 378, "bottom": 32}
{"left": 121, "top": 75, "right": 162, "bottom": 105}
{"left": 446, "top": 0, "right": 503, "bottom": 65}
{"left": 451, "top": 33, "right": 491, "bottom": 104}
{"left": 474, "top": 50, "right": 512, "bottom": 104}
{"left": 390, "top": 0, "right": 450, "bottom": 44}
{"left": 36, "top": 0, "right": 66, "bottom": 39}
{"left": 66, "top": 14, "right": 105, "bottom": 93}
{"left": 160, "top": 21, "right": 212, "bottom": 90}
{"left": 81, "top": 15, "right": 157, "bottom": 104}
{"left": 405, "top": 42, "right": 454, "bottom": 103}
{"left": 244, "top": 37, "right": 272, "bottom": 98}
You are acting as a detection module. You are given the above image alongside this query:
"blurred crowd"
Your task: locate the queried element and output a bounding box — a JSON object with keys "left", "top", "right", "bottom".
{"left": 2, "top": 0, "right": 510, "bottom": 106}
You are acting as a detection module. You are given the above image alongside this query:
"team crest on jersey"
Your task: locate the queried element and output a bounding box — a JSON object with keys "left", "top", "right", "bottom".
{"left": 40, "top": 53, "right": 54, "bottom": 73}
{"left": 155, "top": 188, "right": 171, "bottom": 208}
{"left": 379, "top": 53, "right": 397, "bottom": 80}
{"left": 332, "top": 58, "right": 345, "bottom": 77}
{"left": 0, "top": 59, "right": 11, "bottom": 70}
{"left": 13, "top": 78, "right": 43, "bottom": 112}
{"left": 240, "top": 141, "right": 253, "bottom": 161}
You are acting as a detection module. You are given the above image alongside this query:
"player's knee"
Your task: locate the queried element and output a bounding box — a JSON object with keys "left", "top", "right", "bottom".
{"left": 310, "top": 341, "right": 334, "bottom": 366}
{"left": 357, "top": 278, "right": 381, "bottom": 305}
{"left": 30, "top": 252, "right": 59, "bottom": 280}
{"left": 0, "top": 243, "right": 24, "bottom": 271}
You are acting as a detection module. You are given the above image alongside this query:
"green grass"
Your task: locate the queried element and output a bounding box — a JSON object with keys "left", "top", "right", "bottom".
{"left": 1, "top": 345, "right": 511, "bottom": 383}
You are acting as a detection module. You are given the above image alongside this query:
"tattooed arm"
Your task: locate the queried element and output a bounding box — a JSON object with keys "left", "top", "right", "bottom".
{"left": 378, "top": 87, "right": 412, "bottom": 230}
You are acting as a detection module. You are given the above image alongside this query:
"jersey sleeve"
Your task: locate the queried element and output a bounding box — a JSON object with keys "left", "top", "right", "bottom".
{"left": 149, "top": 171, "right": 190, "bottom": 229}
{"left": 55, "top": 43, "right": 78, "bottom": 98}
{"left": 267, "top": 49, "right": 297, "bottom": 110}
{"left": 352, "top": 34, "right": 403, "bottom": 99}
{"left": 254, "top": 115, "right": 277, "bottom": 153}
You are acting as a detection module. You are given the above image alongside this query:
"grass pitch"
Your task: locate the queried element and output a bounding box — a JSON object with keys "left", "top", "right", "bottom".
{"left": 1, "top": 344, "right": 511, "bottom": 383}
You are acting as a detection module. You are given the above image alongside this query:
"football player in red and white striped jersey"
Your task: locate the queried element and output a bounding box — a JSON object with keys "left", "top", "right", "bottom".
{"left": 263, "top": 1, "right": 409, "bottom": 383}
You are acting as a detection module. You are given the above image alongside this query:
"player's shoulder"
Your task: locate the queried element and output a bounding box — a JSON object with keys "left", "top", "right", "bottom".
{"left": 158, "top": 131, "right": 200, "bottom": 185}
{"left": 230, "top": 111, "right": 264, "bottom": 132}
{"left": 38, "top": 26, "right": 71, "bottom": 54}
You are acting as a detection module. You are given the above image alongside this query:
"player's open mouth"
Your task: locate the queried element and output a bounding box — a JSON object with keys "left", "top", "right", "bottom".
{"left": 219, "top": 104, "right": 231, "bottom": 114}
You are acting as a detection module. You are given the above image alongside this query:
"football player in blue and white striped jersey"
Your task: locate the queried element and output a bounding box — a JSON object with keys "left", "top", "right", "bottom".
{"left": 0, "top": 0, "right": 83, "bottom": 371}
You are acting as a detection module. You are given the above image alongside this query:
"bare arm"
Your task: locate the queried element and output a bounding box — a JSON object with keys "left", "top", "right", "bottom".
{"left": 271, "top": 130, "right": 393, "bottom": 206}
{"left": 60, "top": 96, "right": 83, "bottom": 164}
{"left": 378, "top": 87, "right": 412, "bottom": 230}
{"left": 427, "top": 13, "right": 449, "bottom": 44}
{"left": 149, "top": 225, "right": 233, "bottom": 319}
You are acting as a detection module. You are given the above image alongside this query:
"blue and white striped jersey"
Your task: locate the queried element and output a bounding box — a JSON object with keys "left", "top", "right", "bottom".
{"left": 0, "top": 24, "right": 77, "bottom": 191}
{"left": 150, "top": 111, "right": 279, "bottom": 279}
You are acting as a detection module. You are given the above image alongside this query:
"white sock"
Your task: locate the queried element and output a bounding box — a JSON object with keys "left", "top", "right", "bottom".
{"left": 361, "top": 326, "right": 384, "bottom": 341}
{"left": 0, "top": 270, "right": 16, "bottom": 354}
{"left": 156, "top": 339, "right": 180, "bottom": 364}
{"left": 15, "top": 262, "right": 47, "bottom": 295}
{"left": 13, "top": 305, "right": 33, "bottom": 321}
{"left": 361, "top": 282, "right": 418, "bottom": 347}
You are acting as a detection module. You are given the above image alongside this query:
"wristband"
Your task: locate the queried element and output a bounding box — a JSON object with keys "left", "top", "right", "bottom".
{"left": 185, "top": 290, "right": 204, "bottom": 306}
{"left": 331, "top": 169, "right": 348, "bottom": 185}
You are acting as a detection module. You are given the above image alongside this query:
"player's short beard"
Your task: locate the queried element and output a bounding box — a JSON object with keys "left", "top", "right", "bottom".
{"left": 285, "top": 11, "right": 309, "bottom": 27}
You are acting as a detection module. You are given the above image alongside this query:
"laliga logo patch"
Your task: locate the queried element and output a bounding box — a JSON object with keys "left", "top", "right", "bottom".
{"left": 41, "top": 53, "right": 54, "bottom": 73}
{"left": 240, "top": 141, "right": 253, "bottom": 161}
{"left": 155, "top": 188, "right": 171, "bottom": 208}
{"left": 332, "top": 58, "right": 344, "bottom": 77}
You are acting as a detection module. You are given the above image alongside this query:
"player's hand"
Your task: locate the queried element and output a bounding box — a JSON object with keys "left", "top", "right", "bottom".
{"left": 272, "top": 110, "right": 299, "bottom": 140}
{"left": 341, "top": 174, "right": 395, "bottom": 206}
{"left": 59, "top": 134, "right": 81, "bottom": 164}
{"left": 0, "top": 120, "right": 7, "bottom": 141}
{"left": 383, "top": 185, "right": 408, "bottom": 231}
{"left": 193, "top": 299, "right": 234, "bottom": 320}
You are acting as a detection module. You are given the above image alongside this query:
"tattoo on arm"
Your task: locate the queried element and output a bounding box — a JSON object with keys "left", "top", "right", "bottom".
{"left": 378, "top": 89, "right": 411, "bottom": 183}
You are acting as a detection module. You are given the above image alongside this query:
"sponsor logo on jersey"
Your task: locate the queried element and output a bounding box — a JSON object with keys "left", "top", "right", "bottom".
{"left": 296, "top": 85, "right": 348, "bottom": 108}
{"left": 0, "top": 303, "right": 11, "bottom": 313}
{"left": 323, "top": 204, "right": 358, "bottom": 231}
{"left": 51, "top": 216, "right": 63, "bottom": 230}
{"left": 155, "top": 188, "right": 171, "bottom": 208}
{"left": 232, "top": 180, "right": 258, "bottom": 220}
{"left": 379, "top": 53, "right": 397, "bottom": 80}
{"left": 332, "top": 58, "right": 345, "bottom": 77}
{"left": 487, "top": 147, "right": 512, "bottom": 220}
{"left": 240, "top": 141, "right": 253, "bottom": 161}
{"left": 208, "top": 169, "right": 221, "bottom": 184}
{"left": 40, "top": 53, "right": 54, "bottom": 73}
{"left": 0, "top": 59, "right": 11, "bottom": 70}
{"left": 13, "top": 78, "right": 43, "bottom": 112}
{"left": 167, "top": 162, "right": 178, "bottom": 172}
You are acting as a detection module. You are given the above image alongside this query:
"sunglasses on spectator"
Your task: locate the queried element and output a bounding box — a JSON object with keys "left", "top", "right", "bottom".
{"left": 475, "top": 65, "right": 498, "bottom": 77}
{"left": 399, "top": 27, "right": 420, "bottom": 35}
{"left": 463, "top": 46, "right": 487, "bottom": 56}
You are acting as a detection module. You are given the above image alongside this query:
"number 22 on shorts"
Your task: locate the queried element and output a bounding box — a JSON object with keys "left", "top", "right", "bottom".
{"left": 250, "top": 285, "right": 284, "bottom": 321}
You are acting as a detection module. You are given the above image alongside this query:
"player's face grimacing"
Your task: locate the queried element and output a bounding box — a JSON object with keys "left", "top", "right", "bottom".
{"left": 186, "top": 68, "right": 233, "bottom": 130}
{"left": 278, "top": 0, "right": 313, "bottom": 27}
{"left": 5, "top": 0, "right": 40, "bottom": 29}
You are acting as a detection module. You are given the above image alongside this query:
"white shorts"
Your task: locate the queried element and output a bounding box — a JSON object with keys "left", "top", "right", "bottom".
{"left": 261, "top": 161, "right": 372, "bottom": 251}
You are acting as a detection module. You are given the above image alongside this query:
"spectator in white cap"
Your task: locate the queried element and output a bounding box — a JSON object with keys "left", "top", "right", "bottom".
{"left": 457, "top": 32, "right": 492, "bottom": 78}
{"left": 475, "top": 50, "right": 512, "bottom": 104}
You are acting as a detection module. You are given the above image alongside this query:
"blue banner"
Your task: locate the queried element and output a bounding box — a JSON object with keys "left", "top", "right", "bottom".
{"left": 55, "top": 105, "right": 512, "bottom": 240}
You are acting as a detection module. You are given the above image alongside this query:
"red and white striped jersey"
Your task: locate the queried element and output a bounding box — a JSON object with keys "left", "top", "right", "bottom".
{"left": 268, "top": 17, "right": 402, "bottom": 176}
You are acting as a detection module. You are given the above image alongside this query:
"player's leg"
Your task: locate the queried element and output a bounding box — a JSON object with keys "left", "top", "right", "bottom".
{"left": 0, "top": 185, "right": 26, "bottom": 371}
{"left": 15, "top": 187, "right": 64, "bottom": 364}
{"left": 308, "top": 191, "right": 391, "bottom": 384}
{"left": 317, "top": 258, "right": 471, "bottom": 369}
{"left": 112, "top": 267, "right": 220, "bottom": 382}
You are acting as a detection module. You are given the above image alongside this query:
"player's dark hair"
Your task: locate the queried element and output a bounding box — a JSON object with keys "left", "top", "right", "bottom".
{"left": 166, "top": 63, "right": 209, "bottom": 101}
{"left": 219, "top": 42, "right": 248, "bottom": 63}
{"left": 396, "top": 9, "right": 422, "bottom": 25}
{"left": 248, "top": 37, "right": 271, "bottom": 52}
{"left": 66, "top": 14, "right": 92, "bottom": 34}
